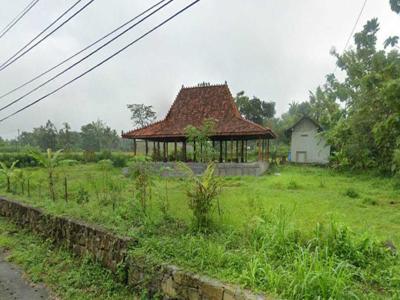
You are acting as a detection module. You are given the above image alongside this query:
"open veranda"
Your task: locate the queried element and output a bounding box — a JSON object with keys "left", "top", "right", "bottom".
{"left": 1, "top": 160, "right": 400, "bottom": 299}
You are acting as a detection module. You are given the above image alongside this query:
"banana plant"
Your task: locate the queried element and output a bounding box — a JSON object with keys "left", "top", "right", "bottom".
{"left": 0, "top": 160, "right": 19, "bottom": 193}
{"left": 29, "top": 148, "right": 63, "bottom": 201}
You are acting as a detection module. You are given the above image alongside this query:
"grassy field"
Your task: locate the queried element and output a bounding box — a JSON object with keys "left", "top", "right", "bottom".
{"left": 0, "top": 163, "right": 399, "bottom": 299}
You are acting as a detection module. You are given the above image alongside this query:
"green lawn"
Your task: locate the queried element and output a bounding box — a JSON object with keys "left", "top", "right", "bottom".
{"left": 1, "top": 163, "right": 399, "bottom": 299}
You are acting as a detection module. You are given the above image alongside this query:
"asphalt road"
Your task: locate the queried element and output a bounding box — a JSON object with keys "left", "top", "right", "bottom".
{"left": 0, "top": 254, "right": 49, "bottom": 300}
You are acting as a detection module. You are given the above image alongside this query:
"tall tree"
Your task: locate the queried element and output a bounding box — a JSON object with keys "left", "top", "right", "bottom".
{"left": 234, "top": 91, "right": 276, "bottom": 125}
{"left": 127, "top": 104, "right": 156, "bottom": 128}
{"left": 33, "top": 120, "right": 58, "bottom": 151}
{"left": 313, "top": 18, "right": 400, "bottom": 172}
{"left": 58, "top": 122, "right": 80, "bottom": 151}
{"left": 80, "top": 120, "right": 119, "bottom": 151}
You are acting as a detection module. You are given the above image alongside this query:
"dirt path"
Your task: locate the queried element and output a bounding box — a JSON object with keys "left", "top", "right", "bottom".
{"left": 0, "top": 254, "right": 50, "bottom": 300}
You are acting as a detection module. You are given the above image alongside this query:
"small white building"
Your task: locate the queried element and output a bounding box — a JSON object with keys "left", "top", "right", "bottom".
{"left": 286, "top": 116, "right": 330, "bottom": 164}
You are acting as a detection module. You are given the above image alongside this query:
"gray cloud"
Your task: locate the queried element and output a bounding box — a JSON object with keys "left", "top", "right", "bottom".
{"left": 0, "top": 0, "right": 398, "bottom": 139}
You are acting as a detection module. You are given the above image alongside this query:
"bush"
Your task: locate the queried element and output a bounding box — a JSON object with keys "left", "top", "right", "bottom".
{"left": 76, "top": 185, "right": 90, "bottom": 204}
{"left": 110, "top": 153, "right": 128, "bottom": 168}
{"left": 287, "top": 180, "right": 300, "bottom": 190}
{"left": 180, "top": 163, "right": 223, "bottom": 231}
{"left": 362, "top": 197, "right": 378, "bottom": 206}
{"left": 98, "top": 150, "right": 112, "bottom": 161}
{"left": 0, "top": 153, "right": 39, "bottom": 167}
{"left": 83, "top": 150, "right": 97, "bottom": 163}
{"left": 345, "top": 187, "right": 359, "bottom": 198}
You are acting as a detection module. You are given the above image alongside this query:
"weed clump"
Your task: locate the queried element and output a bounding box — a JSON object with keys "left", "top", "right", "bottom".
{"left": 287, "top": 180, "right": 300, "bottom": 190}
{"left": 362, "top": 197, "right": 378, "bottom": 206}
{"left": 345, "top": 187, "right": 359, "bottom": 198}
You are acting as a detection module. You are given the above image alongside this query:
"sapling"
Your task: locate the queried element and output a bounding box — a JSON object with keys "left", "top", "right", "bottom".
{"left": 180, "top": 162, "right": 223, "bottom": 231}
{"left": 97, "top": 159, "right": 113, "bottom": 204}
{"left": 0, "top": 160, "right": 18, "bottom": 193}
{"left": 29, "top": 149, "right": 63, "bottom": 201}
{"left": 129, "top": 159, "right": 154, "bottom": 215}
{"left": 158, "top": 166, "right": 172, "bottom": 219}
{"left": 108, "top": 177, "right": 123, "bottom": 211}
{"left": 185, "top": 118, "right": 216, "bottom": 163}
{"left": 13, "top": 169, "right": 26, "bottom": 195}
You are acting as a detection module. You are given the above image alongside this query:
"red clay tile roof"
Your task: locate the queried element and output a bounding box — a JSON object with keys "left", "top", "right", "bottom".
{"left": 122, "top": 83, "right": 276, "bottom": 141}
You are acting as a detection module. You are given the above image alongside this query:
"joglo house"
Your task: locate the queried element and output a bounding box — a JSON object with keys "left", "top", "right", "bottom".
{"left": 122, "top": 83, "right": 276, "bottom": 164}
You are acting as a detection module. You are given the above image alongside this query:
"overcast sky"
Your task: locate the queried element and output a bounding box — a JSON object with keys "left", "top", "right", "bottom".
{"left": 0, "top": 0, "right": 398, "bottom": 139}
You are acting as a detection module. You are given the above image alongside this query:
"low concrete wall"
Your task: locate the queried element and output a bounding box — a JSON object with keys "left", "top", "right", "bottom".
{"left": 0, "top": 197, "right": 270, "bottom": 300}
{"left": 126, "top": 162, "right": 269, "bottom": 177}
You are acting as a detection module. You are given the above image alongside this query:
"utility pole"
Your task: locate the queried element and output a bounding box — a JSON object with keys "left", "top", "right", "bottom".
{"left": 17, "top": 129, "right": 20, "bottom": 152}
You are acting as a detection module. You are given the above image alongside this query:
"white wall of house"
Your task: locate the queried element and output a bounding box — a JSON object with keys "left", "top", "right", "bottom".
{"left": 290, "top": 118, "right": 330, "bottom": 164}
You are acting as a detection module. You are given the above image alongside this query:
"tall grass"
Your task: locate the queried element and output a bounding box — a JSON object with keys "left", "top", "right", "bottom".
{"left": 134, "top": 206, "right": 399, "bottom": 299}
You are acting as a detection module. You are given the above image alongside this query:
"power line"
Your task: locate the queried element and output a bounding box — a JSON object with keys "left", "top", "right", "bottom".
{"left": 0, "top": 0, "right": 83, "bottom": 69}
{"left": 0, "top": 0, "right": 95, "bottom": 72}
{"left": 334, "top": 0, "right": 368, "bottom": 73}
{"left": 342, "top": 0, "right": 368, "bottom": 53}
{"left": 0, "top": 0, "right": 40, "bottom": 40}
{"left": 0, "top": 0, "right": 174, "bottom": 112}
{"left": 0, "top": 0, "right": 168, "bottom": 102}
{"left": 0, "top": 0, "right": 201, "bottom": 123}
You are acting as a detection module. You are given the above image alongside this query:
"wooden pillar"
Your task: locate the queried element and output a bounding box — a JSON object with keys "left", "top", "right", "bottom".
{"left": 183, "top": 141, "right": 187, "bottom": 162}
{"left": 245, "top": 140, "right": 248, "bottom": 162}
{"left": 153, "top": 141, "right": 156, "bottom": 158}
{"left": 224, "top": 140, "right": 228, "bottom": 162}
{"left": 157, "top": 142, "right": 160, "bottom": 160}
{"left": 166, "top": 142, "right": 169, "bottom": 161}
{"left": 200, "top": 143, "right": 203, "bottom": 163}
{"left": 241, "top": 140, "right": 244, "bottom": 163}
{"left": 133, "top": 139, "right": 137, "bottom": 156}
{"left": 236, "top": 140, "right": 239, "bottom": 162}
{"left": 266, "top": 139, "right": 270, "bottom": 162}
{"left": 219, "top": 140, "right": 223, "bottom": 163}
{"left": 174, "top": 142, "right": 178, "bottom": 161}
{"left": 162, "top": 142, "right": 165, "bottom": 162}
{"left": 230, "top": 138, "right": 233, "bottom": 162}
{"left": 257, "top": 139, "right": 262, "bottom": 161}
{"left": 145, "top": 140, "right": 148, "bottom": 156}
{"left": 212, "top": 140, "right": 215, "bottom": 161}
{"left": 261, "top": 139, "right": 265, "bottom": 161}
{"left": 193, "top": 141, "right": 197, "bottom": 162}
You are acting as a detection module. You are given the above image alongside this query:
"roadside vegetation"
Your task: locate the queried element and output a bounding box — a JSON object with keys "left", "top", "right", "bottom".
{"left": 0, "top": 159, "right": 399, "bottom": 299}
{"left": 0, "top": 217, "right": 139, "bottom": 300}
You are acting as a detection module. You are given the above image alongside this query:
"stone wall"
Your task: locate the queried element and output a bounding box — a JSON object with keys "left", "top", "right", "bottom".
{"left": 0, "top": 197, "right": 270, "bottom": 300}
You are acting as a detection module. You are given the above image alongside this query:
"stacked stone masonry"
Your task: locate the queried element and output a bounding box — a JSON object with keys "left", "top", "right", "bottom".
{"left": 0, "top": 197, "right": 270, "bottom": 300}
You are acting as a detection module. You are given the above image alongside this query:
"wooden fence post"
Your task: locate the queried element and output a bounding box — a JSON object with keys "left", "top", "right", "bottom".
{"left": 64, "top": 177, "right": 68, "bottom": 202}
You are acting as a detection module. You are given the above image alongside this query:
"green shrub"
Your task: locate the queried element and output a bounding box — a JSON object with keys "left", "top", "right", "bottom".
{"left": 362, "top": 197, "right": 378, "bottom": 206}
{"left": 0, "top": 153, "right": 38, "bottom": 167}
{"left": 62, "top": 152, "right": 84, "bottom": 163}
{"left": 129, "top": 160, "right": 155, "bottom": 215}
{"left": 76, "top": 185, "right": 90, "bottom": 204}
{"left": 345, "top": 188, "right": 359, "bottom": 198}
{"left": 98, "top": 150, "right": 112, "bottom": 161}
{"left": 111, "top": 153, "right": 128, "bottom": 168}
{"left": 180, "top": 163, "right": 223, "bottom": 231}
{"left": 83, "top": 150, "right": 97, "bottom": 163}
{"left": 287, "top": 180, "right": 300, "bottom": 190}
{"left": 59, "top": 159, "right": 79, "bottom": 166}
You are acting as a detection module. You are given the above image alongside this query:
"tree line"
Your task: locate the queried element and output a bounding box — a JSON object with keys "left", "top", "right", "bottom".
{"left": 0, "top": 119, "right": 128, "bottom": 152}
